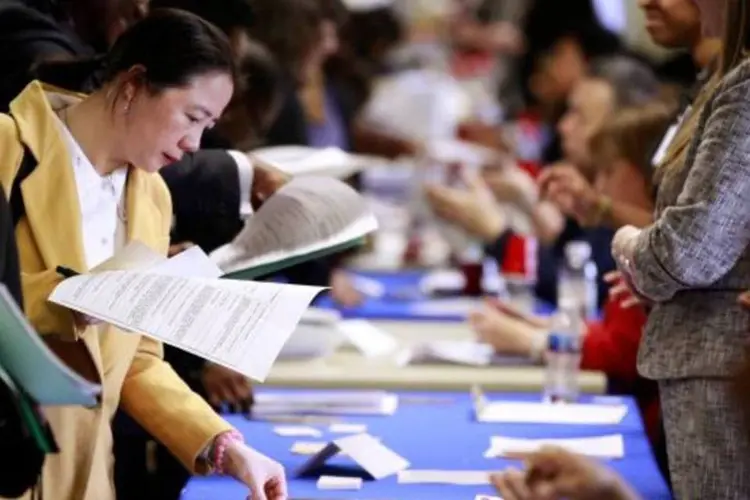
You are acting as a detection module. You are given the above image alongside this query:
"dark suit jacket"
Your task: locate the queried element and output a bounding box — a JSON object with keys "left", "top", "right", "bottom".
{"left": 0, "top": 190, "right": 45, "bottom": 498}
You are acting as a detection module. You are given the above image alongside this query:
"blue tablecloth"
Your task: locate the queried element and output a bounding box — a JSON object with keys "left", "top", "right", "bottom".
{"left": 182, "top": 390, "right": 671, "bottom": 500}
{"left": 315, "top": 270, "right": 555, "bottom": 322}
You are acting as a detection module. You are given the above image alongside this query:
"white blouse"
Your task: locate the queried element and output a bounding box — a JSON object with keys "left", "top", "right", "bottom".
{"left": 51, "top": 95, "right": 128, "bottom": 269}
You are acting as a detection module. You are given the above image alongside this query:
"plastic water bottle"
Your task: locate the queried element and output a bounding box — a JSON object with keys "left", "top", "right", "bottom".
{"left": 543, "top": 303, "right": 582, "bottom": 403}
{"left": 557, "top": 241, "right": 598, "bottom": 319}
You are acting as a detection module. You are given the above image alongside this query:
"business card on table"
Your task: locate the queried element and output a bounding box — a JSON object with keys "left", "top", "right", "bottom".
{"left": 291, "top": 441, "right": 328, "bottom": 455}
{"left": 316, "top": 475, "right": 363, "bottom": 490}
{"left": 273, "top": 425, "right": 322, "bottom": 438}
{"left": 296, "top": 433, "right": 409, "bottom": 479}
{"left": 329, "top": 423, "right": 367, "bottom": 434}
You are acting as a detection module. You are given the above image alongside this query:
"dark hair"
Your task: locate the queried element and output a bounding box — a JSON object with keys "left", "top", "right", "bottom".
{"left": 102, "top": 8, "right": 234, "bottom": 90}
{"left": 343, "top": 7, "right": 404, "bottom": 65}
{"left": 247, "top": 0, "right": 324, "bottom": 83}
{"left": 588, "top": 56, "right": 661, "bottom": 110}
{"left": 520, "top": 0, "right": 622, "bottom": 108}
{"left": 722, "top": 0, "right": 750, "bottom": 74}
{"left": 148, "top": 0, "right": 255, "bottom": 34}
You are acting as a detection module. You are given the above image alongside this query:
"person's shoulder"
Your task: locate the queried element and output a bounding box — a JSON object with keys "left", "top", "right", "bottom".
{"left": 139, "top": 171, "right": 173, "bottom": 219}
{"left": 717, "top": 57, "right": 750, "bottom": 93}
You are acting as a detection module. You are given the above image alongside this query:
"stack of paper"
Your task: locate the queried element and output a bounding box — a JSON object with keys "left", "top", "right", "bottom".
{"left": 405, "top": 340, "right": 533, "bottom": 367}
{"left": 278, "top": 308, "right": 346, "bottom": 360}
{"left": 210, "top": 176, "right": 379, "bottom": 279}
{"left": 336, "top": 319, "right": 398, "bottom": 358}
{"left": 475, "top": 400, "right": 629, "bottom": 425}
{"left": 252, "top": 145, "right": 370, "bottom": 179}
{"left": 253, "top": 391, "right": 399, "bottom": 416}
{"left": 397, "top": 470, "right": 491, "bottom": 485}
{"left": 484, "top": 435, "right": 625, "bottom": 459}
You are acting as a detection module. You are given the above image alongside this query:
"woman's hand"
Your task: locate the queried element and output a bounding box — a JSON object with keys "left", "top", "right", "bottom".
{"left": 491, "top": 447, "right": 638, "bottom": 500}
{"left": 329, "top": 269, "right": 364, "bottom": 307}
{"left": 469, "top": 302, "right": 547, "bottom": 358}
{"left": 168, "top": 241, "right": 195, "bottom": 257}
{"left": 604, "top": 271, "right": 646, "bottom": 309}
{"left": 201, "top": 362, "right": 254, "bottom": 413}
{"left": 222, "top": 442, "right": 287, "bottom": 500}
{"left": 424, "top": 170, "right": 506, "bottom": 242}
{"left": 250, "top": 159, "right": 291, "bottom": 209}
{"left": 538, "top": 164, "right": 601, "bottom": 226}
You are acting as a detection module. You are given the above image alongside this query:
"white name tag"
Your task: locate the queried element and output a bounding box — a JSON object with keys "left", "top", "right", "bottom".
{"left": 651, "top": 106, "right": 692, "bottom": 166}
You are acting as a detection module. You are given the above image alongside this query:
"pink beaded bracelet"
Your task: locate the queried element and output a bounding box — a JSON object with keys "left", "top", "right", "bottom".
{"left": 213, "top": 430, "right": 244, "bottom": 475}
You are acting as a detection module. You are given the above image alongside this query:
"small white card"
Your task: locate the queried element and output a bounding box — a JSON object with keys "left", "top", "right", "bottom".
{"left": 273, "top": 426, "right": 322, "bottom": 438}
{"left": 397, "top": 469, "right": 491, "bottom": 485}
{"left": 475, "top": 496, "right": 502, "bottom": 500}
{"left": 291, "top": 441, "right": 328, "bottom": 455}
{"left": 296, "top": 433, "right": 410, "bottom": 479}
{"left": 337, "top": 319, "right": 398, "bottom": 357}
{"left": 329, "top": 423, "right": 368, "bottom": 434}
{"left": 317, "top": 475, "right": 363, "bottom": 490}
{"left": 477, "top": 401, "right": 628, "bottom": 425}
{"left": 485, "top": 434, "right": 625, "bottom": 459}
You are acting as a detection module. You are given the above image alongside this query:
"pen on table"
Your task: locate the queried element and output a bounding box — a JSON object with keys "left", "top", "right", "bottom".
{"left": 56, "top": 266, "right": 80, "bottom": 278}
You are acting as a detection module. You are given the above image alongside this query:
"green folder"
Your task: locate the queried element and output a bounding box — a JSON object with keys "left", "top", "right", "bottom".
{"left": 0, "top": 285, "right": 101, "bottom": 407}
{"left": 0, "top": 364, "right": 57, "bottom": 453}
{"left": 222, "top": 236, "right": 366, "bottom": 281}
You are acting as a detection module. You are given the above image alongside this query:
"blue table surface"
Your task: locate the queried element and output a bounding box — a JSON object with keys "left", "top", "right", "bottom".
{"left": 315, "top": 270, "right": 555, "bottom": 322}
{"left": 182, "top": 390, "right": 671, "bottom": 500}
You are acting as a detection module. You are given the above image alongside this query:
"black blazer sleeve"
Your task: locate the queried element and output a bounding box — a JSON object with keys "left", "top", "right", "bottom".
{"left": 160, "top": 150, "right": 244, "bottom": 254}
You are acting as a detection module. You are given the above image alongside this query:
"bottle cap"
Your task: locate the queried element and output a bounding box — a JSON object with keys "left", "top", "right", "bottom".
{"left": 564, "top": 241, "right": 592, "bottom": 267}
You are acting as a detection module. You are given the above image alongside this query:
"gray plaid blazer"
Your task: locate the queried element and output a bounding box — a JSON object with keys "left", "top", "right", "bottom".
{"left": 633, "top": 58, "right": 750, "bottom": 380}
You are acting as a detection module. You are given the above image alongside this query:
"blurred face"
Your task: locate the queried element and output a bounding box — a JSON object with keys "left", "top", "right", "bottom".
{"left": 301, "top": 20, "right": 340, "bottom": 82}
{"left": 595, "top": 160, "right": 654, "bottom": 211}
{"left": 529, "top": 38, "right": 588, "bottom": 110}
{"left": 558, "top": 78, "right": 614, "bottom": 171}
{"left": 638, "top": 0, "right": 702, "bottom": 48}
{"left": 693, "top": 0, "right": 725, "bottom": 37}
{"left": 118, "top": 71, "right": 234, "bottom": 172}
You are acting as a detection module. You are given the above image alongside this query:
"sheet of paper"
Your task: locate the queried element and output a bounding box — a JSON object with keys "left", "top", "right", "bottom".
{"left": 408, "top": 340, "right": 495, "bottom": 366}
{"left": 409, "top": 297, "right": 484, "bottom": 318}
{"left": 485, "top": 435, "right": 625, "bottom": 459}
{"left": 252, "top": 145, "right": 367, "bottom": 179}
{"left": 210, "top": 177, "right": 378, "bottom": 277}
{"left": 317, "top": 475, "right": 363, "bottom": 490}
{"left": 253, "top": 391, "right": 399, "bottom": 416}
{"left": 291, "top": 441, "right": 329, "bottom": 455}
{"left": 0, "top": 285, "right": 101, "bottom": 406}
{"left": 297, "top": 433, "right": 410, "bottom": 480}
{"left": 48, "top": 272, "right": 323, "bottom": 381}
{"left": 150, "top": 245, "right": 222, "bottom": 278}
{"left": 337, "top": 319, "right": 398, "bottom": 358}
{"left": 397, "top": 470, "right": 491, "bottom": 485}
{"left": 90, "top": 240, "right": 166, "bottom": 272}
{"left": 477, "top": 401, "right": 628, "bottom": 425}
{"left": 273, "top": 426, "right": 322, "bottom": 438}
{"left": 329, "top": 423, "right": 367, "bottom": 434}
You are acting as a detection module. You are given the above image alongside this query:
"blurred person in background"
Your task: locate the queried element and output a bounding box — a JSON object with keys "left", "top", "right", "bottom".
{"left": 469, "top": 102, "right": 673, "bottom": 481}
{"left": 426, "top": 55, "right": 660, "bottom": 307}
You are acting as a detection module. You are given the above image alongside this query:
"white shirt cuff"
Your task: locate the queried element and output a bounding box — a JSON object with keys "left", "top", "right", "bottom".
{"left": 227, "top": 150, "right": 254, "bottom": 218}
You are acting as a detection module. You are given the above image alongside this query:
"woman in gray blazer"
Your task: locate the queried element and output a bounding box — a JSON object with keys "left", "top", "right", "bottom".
{"left": 612, "top": 0, "right": 750, "bottom": 498}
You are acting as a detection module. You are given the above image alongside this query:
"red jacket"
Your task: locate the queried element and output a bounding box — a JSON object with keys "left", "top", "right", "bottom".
{"left": 581, "top": 298, "right": 660, "bottom": 442}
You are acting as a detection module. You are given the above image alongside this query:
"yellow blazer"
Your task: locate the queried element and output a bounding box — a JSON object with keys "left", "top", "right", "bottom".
{"left": 0, "top": 81, "right": 233, "bottom": 500}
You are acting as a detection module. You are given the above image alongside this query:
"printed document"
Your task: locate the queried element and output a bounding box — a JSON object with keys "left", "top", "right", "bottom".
{"left": 48, "top": 265, "right": 323, "bottom": 381}
{"left": 210, "top": 177, "right": 378, "bottom": 279}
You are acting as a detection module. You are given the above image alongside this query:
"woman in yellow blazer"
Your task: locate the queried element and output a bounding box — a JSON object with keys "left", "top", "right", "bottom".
{"left": 0, "top": 9, "right": 286, "bottom": 500}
